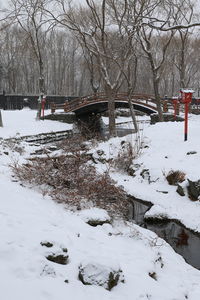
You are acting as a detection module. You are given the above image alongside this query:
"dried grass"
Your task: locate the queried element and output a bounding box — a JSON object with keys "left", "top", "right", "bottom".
{"left": 165, "top": 170, "right": 186, "bottom": 185}
{"left": 11, "top": 137, "right": 129, "bottom": 218}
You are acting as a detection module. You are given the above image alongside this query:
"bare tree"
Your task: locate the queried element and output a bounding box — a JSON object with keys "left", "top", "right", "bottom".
{"left": 81, "top": 47, "right": 102, "bottom": 95}
{"left": 168, "top": 0, "right": 196, "bottom": 88}
{"left": 138, "top": 22, "right": 174, "bottom": 121}
{"left": 8, "top": 0, "right": 52, "bottom": 118}
{"left": 44, "top": 0, "right": 139, "bottom": 136}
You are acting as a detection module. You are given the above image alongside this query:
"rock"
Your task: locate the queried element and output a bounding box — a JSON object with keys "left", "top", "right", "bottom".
{"left": 78, "top": 263, "right": 124, "bottom": 291}
{"left": 149, "top": 272, "right": 157, "bottom": 280}
{"left": 96, "top": 149, "right": 105, "bottom": 156}
{"left": 187, "top": 179, "right": 200, "bottom": 200}
{"left": 127, "top": 163, "right": 141, "bottom": 177}
{"left": 40, "top": 241, "right": 54, "bottom": 248}
{"left": 186, "top": 151, "right": 197, "bottom": 155}
{"left": 87, "top": 219, "right": 110, "bottom": 227}
{"left": 79, "top": 208, "right": 111, "bottom": 227}
{"left": 140, "top": 169, "right": 151, "bottom": 183}
{"left": 62, "top": 248, "right": 68, "bottom": 253}
{"left": 150, "top": 113, "right": 184, "bottom": 125}
{"left": 46, "top": 253, "right": 69, "bottom": 265}
{"left": 176, "top": 184, "right": 185, "bottom": 197}
{"left": 156, "top": 190, "right": 168, "bottom": 194}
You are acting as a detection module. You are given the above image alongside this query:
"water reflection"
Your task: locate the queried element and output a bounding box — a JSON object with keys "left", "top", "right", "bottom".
{"left": 131, "top": 198, "right": 200, "bottom": 270}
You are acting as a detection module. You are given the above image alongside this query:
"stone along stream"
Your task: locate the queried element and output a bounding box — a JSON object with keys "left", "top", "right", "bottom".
{"left": 130, "top": 197, "right": 200, "bottom": 270}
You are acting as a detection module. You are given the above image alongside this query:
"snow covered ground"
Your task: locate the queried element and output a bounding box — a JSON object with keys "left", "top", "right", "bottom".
{"left": 1, "top": 109, "right": 200, "bottom": 299}
{"left": 0, "top": 109, "right": 73, "bottom": 138}
{"left": 95, "top": 114, "right": 200, "bottom": 233}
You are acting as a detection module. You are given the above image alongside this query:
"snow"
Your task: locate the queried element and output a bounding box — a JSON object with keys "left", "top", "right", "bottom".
{"left": 1, "top": 109, "right": 200, "bottom": 299}
{"left": 0, "top": 109, "right": 73, "bottom": 138}
{"left": 94, "top": 114, "right": 200, "bottom": 233}
{"left": 78, "top": 208, "right": 111, "bottom": 223}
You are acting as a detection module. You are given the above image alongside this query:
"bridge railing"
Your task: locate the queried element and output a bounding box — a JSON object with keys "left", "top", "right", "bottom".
{"left": 50, "top": 92, "right": 157, "bottom": 114}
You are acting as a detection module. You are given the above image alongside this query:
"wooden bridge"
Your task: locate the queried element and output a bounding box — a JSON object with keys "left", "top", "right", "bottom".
{"left": 50, "top": 93, "right": 158, "bottom": 116}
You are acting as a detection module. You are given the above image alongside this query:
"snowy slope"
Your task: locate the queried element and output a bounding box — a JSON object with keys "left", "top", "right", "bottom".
{"left": 0, "top": 109, "right": 200, "bottom": 299}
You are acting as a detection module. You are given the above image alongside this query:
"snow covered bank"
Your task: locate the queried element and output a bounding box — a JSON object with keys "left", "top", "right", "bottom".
{"left": 0, "top": 109, "right": 73, "bottom": 138}
{"left": 0, "top": 109, "right": 200, "bottom": 299}
{"left": 94, "top": 114, "right": 200, "bottom": 233}
{"left": 1, "top": 164, "right": 200, "bottom": 300}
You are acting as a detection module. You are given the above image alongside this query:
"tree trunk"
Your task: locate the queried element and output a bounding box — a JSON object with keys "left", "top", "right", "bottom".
{"left": 153, "top": 75, "right": 163, "bottom": 122}
{"left": 36, "top": 60, "right": 45, "bottom": 120}
{"left": 105, "top": 84, "right": 116, "bottom": 137}
{"left": 128, "top": 97, "right": 138, "bottom": 132}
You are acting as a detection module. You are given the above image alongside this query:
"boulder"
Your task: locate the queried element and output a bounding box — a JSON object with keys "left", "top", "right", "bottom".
{"left": 187, "top": 179, "right": 200, "bottom": 200}
{"left": 40, "top": 241, "right": 54, "bottom": 248}
{"left": 78, "top": 263, "right": 124, "bottom": 291}
{"left": 78, "top": 208, "right": 111, "bottom": 227}
{"left": 176, "top": 184, "right": 185, "bottom": 197}
{"left": 140, "top": 169, "right": 151, "bottom": 183}
{"left": 46, "top": 252, "right": 69, "bottom": 265}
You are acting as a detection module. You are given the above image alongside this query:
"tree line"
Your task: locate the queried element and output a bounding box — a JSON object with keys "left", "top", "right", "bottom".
{"left": 1, "top": 0, "right": 200, "bottom": 135}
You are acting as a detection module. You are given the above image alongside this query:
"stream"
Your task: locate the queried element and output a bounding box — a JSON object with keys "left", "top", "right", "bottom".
{"left": 130, "top": 197, "right": 200, "bottom": 270}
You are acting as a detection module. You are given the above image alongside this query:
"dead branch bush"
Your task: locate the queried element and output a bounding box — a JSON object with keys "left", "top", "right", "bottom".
{"left": 58, "top": 134, "right": 89, "bottom": 153}
{"left": 1, "top": 138, "right": 24, "bottom": 155}
{"left": 165, "top": 170, "right": 186, "bottom": 185}
{"left": 11, "top": 151, "right": 129, "bottom": 218}
{"left": 113, "top": 141, "right": 137, "bottom": 173}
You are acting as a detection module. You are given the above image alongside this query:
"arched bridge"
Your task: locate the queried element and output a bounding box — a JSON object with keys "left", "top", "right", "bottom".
{"left": 51, "top": 93, "right": 158, "bottom": 116}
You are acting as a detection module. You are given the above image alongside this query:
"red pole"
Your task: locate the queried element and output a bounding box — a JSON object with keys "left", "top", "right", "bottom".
{"left": 42, "top": 101, "right": 45, "bottom": 118}
{"left": 180, "top": 89, "right": 193, "bottom": 141}
{"left": 41, "top": 97, "right": 46, "bottom": 118}
{"left": 184, "top": 102, "right": 188, "bottom": 141}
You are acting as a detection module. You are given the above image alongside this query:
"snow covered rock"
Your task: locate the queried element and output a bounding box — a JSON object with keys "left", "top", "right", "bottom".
{"left": 46, "top": 252, "right": 69, "bottom": 265}
{"left": 187, "top": 179, "right": 200, "bottom": 200}
{"left": 78, "top": 208, "right": 111, "bottom": 226}
{"left": 40, "top": 241, "right": 54, "bottom": 248}
{"left": 176, "top": 184, "right": 186, "bottom": 197}
{"left": 78, "top": 263, "right": 124, "bottom": 291}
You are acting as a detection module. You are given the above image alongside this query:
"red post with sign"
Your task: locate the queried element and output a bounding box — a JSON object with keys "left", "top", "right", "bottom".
{"left": 180, "top": 89, "right": 194, "bottom": 141}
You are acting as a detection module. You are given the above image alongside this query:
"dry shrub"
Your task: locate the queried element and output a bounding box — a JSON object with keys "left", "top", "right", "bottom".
{"left": 11, "top": 151, "right": 128, "bottom": 218}
{"left": 113, "top": 141, "right": 136, "bottom": 173}
{"left": 165, "top": 170, "right": 186, "bottom": 185}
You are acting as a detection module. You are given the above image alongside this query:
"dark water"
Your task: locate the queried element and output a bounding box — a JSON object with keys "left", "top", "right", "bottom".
{"left": 130, "top": 198, "right": 200, "bottom": 270}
